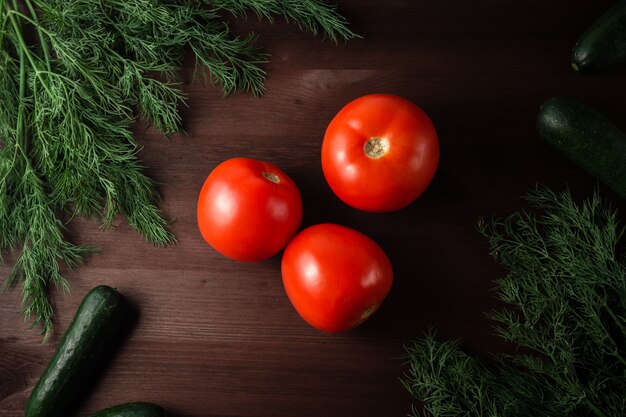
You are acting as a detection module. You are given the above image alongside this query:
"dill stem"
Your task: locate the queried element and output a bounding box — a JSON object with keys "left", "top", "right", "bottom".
{"left": 6, "top": 7, "right": 64, "bottom": 80}
{"left": 6, "top": 3, "right": 52, "bottom": 96}
{"left": 11, "top": 0, "right": 26, "bottom": 156}
{"left": 585, "top": 398, "right": 610, "bottom": 417}
{"left": 603, "top": 305, "right": 626, "bottom": 367}
{"left": 604, "top": 303, "right": 626, "bottom": 336}
{"left": 573, "top": 303, "right": 626, "bottom": 368}
{"left": 24, "top": 0, "right": 51, "bottom": 72}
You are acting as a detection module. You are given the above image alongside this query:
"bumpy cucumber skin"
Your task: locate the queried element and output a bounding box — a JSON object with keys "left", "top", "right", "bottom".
{"left": 537, "top": 96, "right": 626, "bottom": 199}
{"left": 25, "top": 285, "right": 127, "bottom": 417}
{"left": 87, "top": 402, "right": 166, "bottom": 417}
{"left": 572, "top": 0, "right": 626, "bottom": 73}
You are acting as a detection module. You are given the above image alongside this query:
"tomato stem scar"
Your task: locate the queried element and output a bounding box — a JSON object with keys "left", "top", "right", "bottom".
{"left": 262, "top": 171, "right": 281, "bottom": 183}
{"left": 363, "top": 137, "right": 389, "bottom": 159}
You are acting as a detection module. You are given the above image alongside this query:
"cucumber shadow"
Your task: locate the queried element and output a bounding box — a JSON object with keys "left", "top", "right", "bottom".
{"left": 64, "top": 294, "right": 141, "bottom": 417}
{"left": 162, "top": 410, "right": 195, "bottom": 417}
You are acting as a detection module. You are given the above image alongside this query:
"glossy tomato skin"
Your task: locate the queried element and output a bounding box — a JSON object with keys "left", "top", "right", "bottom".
{"left": 281, "top": 224, "right": 393, "bottom": 332}
{"left": 322, "top": 94, "right": 439, "bottom": 212}
{"left": 197, "top": 158, "right": 303, "bottom": 262}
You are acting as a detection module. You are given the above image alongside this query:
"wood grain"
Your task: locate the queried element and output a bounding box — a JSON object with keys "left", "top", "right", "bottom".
{"left": 2, "top": 1, "right": 626, "bottom": 416}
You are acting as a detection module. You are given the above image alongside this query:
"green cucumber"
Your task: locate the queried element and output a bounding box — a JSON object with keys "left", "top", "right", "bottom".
{"left": 88, "top": 402, "right": 166, "bottom": 417}
{"left": 25, "top": 285, "right": 128, "bottom": 417}
{"left": 572, "top": 0, "right": 626, "bottom": 73}
{"left": 537, "top": 96, "right": 626, "bottom": 199}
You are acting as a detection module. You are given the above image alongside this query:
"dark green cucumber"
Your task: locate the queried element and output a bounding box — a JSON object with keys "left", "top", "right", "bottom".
{"left": 537, "top": 96, "right": 626, "bottom": 199}
{"left": 88, "top": 402, "right": 166, "bottom": 417}
{"left": 25, "top": 285, "right": 127, "bottom": 417}
{"left": 572, "top": 0, "right": 626, "bottom": 73}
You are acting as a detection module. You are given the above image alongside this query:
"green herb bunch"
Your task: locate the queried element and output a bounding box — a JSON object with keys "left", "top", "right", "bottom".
{"left": 0, "top": 0, "right": 356, "bottom": 340}
{"left": 403, "top": 187, "right": 626, "bottom": 417}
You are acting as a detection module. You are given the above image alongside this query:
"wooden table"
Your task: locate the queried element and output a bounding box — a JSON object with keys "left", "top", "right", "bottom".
{"left": 2, "top": 1, "right": 626, "bottom": 416}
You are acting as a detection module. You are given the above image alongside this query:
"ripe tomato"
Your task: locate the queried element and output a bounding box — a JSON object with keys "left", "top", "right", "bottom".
{"left": 197, "top": 157, "right": 303, "bottom": 262}
{"left": 281, "top": 224, "right": 393, "bottom": 332}
{"left": 322, "top": 94, "right": 439, "bottom": 212}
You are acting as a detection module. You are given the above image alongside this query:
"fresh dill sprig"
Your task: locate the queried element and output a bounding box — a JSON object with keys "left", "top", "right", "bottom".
{"left": 0, "top": 0, "right": 357, "bottom": 340}
{"left": 402, "top": 329, "right": 561, "bottom": 417}
{"left": 203, "top": 0, "right": 358, "bottom": 42}
{"left": 403, "top": 186, "right": 626, "bottom": 417}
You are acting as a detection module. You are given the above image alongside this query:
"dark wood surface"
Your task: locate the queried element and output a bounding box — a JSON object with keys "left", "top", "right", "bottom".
{"left": 2, "top": 1, "right": 626, "bottom": 416}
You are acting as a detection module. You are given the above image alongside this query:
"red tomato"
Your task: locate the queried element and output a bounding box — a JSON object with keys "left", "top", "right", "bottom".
{"left": 197, "top": 157, "right": 303, "bottom": 262}
{"left": 281, "top": 224, "right": 393, "bottom": 332}
{"left": 322, "top": 94, "right": 439, "bottom": 212}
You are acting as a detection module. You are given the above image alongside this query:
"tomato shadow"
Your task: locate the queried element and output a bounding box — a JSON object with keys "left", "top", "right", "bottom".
{"left": 345, "top": 198, "right": 500, "bottom": 346}
{"left": 418, "top": 162, "right": 471, "bottom": 207}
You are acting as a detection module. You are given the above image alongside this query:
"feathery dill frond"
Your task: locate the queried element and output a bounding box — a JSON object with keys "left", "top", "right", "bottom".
{"left": 1, "top": 0, "right": 356, "bottom": 339}
{"left": 202, "top": 0, "right": 359, "bottom": 42}
{"left": 404, "top": 187, "right": 626, "bottom": 417}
